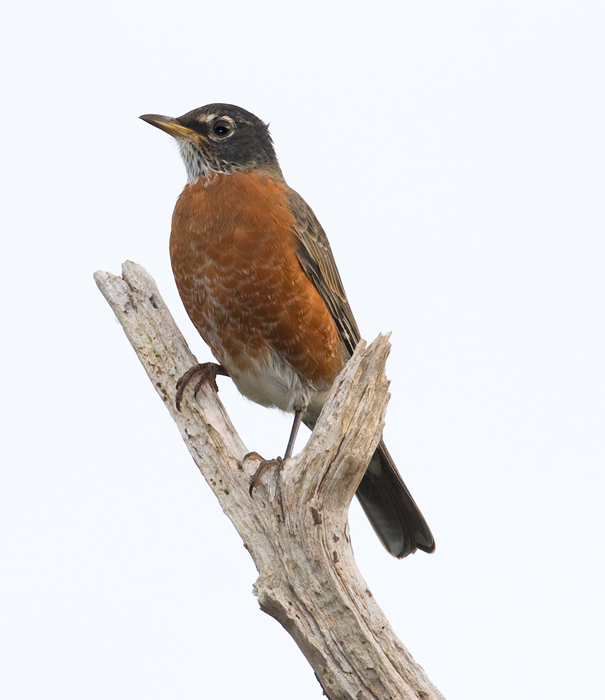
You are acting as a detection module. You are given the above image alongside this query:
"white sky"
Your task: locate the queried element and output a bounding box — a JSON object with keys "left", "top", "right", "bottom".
{"left": 2, "top": 2, "right": 604, "bottom": 698}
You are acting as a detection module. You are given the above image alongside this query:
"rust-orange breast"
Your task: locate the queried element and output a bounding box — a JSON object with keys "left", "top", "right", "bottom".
{"left": 170, "top": 171, "right": 344, "bottom": 389}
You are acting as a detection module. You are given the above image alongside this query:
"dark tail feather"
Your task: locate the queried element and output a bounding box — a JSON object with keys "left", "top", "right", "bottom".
{"left": 356, "top": 440, "right": 435, "bottom": 558}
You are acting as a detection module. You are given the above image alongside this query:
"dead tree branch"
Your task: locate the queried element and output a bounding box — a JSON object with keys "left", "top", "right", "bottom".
{"left": 94, "top": 261, "right": 444, "bottom": 700}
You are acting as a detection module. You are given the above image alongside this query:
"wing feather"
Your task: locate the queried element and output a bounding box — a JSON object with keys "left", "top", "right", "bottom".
{"left": 286, "top": 189, "right": 361, "bottom": 356}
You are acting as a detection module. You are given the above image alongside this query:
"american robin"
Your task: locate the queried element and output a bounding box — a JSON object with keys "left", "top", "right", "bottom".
{"left": 140, "top": 104, "right": 435, "bottom": 558}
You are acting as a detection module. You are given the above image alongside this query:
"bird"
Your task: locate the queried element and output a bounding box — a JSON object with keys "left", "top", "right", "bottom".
{"left": 140, "top": 103, "right": 435, "bottom": 558}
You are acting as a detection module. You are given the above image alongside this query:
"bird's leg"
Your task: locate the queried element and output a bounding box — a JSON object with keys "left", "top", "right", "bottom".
{"left": 284, "top": 408, "right": 304, "bottom": 460}
{"left": 175, "top": 362, "right": 229, "bottom": 411}
{"left": 248, "top": 409, "right": 304, "bottom": 495}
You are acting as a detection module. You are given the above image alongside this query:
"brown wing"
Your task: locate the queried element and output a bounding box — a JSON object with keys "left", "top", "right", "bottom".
{"left": 286, "top": 188, "right": 361, "bottom": 357}
{"left": 287, "top": 188, "right": 436, "bottom": 558}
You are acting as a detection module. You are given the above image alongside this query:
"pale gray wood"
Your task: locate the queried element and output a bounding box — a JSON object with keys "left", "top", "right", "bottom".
{"left": 94, "top": 261, "right": 444, "bottom": 700}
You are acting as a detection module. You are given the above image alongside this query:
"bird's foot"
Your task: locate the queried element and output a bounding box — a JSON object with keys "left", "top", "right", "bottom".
{"left": 246, "top": 452, "right": 284, "bottom": 496}
{"left": 175, "top": 362, "right": 229, "bottom": 411}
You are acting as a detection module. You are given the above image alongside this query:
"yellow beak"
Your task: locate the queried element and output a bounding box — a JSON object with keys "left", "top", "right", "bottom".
{"left": 139, "top": 114, "right": 200, "bottom": 140}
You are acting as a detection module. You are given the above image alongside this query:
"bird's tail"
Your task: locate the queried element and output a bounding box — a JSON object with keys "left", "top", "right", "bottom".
{"left": 355, "top": 440, "right": 435, "bottom": 558}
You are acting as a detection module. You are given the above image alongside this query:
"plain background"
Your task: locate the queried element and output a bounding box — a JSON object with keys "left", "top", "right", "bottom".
{"left": 2, "top": 2, "right": 603, "bottom": 698}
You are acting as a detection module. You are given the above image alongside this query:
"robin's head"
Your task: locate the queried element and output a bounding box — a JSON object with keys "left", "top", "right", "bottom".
{"left": 140, "top": 103, "right": 283, "bottom": 183}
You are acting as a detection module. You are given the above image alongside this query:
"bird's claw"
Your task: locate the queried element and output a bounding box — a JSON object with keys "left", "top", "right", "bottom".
{"left": 247, "top": 454, "right": 284, "bottom": 496}
{"left": 175, "top": 362, "right": 228, "bottom": 411}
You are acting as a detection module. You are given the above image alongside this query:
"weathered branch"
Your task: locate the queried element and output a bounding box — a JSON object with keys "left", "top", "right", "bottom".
{"left": 94, "top": 261, "right": 444, "bottom": 700}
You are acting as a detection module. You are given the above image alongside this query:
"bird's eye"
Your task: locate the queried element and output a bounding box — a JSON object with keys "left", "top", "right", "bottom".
{"left": 212, "top": 119, "right": 233, "bottom": 137}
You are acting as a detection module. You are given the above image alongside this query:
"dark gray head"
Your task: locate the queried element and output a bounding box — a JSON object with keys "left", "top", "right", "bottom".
{"left": 140, "top": 103, "right": 283, "bottom": 183}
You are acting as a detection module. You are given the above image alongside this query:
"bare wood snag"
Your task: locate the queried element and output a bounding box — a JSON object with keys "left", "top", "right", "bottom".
{"left": 95, "top": 261, "right": 444, "bottom": 700}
